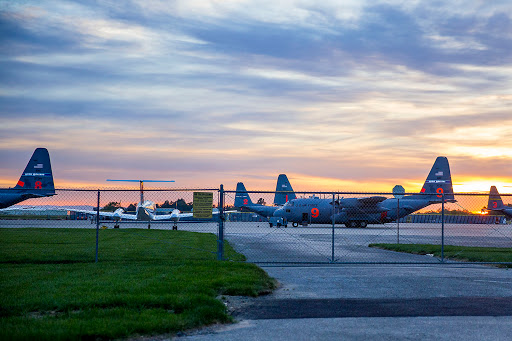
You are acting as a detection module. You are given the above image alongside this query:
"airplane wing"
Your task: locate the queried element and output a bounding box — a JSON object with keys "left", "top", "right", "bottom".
{"left": 0, "top": 205, "right": 34, "bottom": 211}
{"left": 106, "top": 212, "right": 138, "bottom": 220}
{"left": 152, "top": 212, "right": 193, "bottom": 220}
{"left": 58, "top": 208, "right": 138, "bottom": 220}
{"left": 152, "top": 210, "right": 236, "bottom": 221}
{"left": 356, "top": 196, "right": 388, "bottom": 205}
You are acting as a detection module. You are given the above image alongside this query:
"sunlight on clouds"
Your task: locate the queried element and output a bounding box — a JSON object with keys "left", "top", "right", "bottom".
{"left": 224, "top": 120, "right": 361, "bottom": 148}
{"left": 243, "top": 67, "right": 349, "bottom": 87}
{"left": 352, "top": 66, "right": 462, "bottom": 93}
{"left": 453, "top": 177, "right": 512, "bottom": 193}
{"left": 244, "top": 64, "right": 463, "bottom": 94}
{"left": 68, "top": 18, "right": 208, "bottom": 52}
{"left": 274, "top": 174, "right": 392, "bottom": 193}
{"left": 426, "top": 125, "right": 512, "bottom": 158}
{"left": 452, "top": 94, "right": 512, "bottom": 110}
{"left": 426, "top": 35, "right": 487, "bottom": 51}
{"left": 453, "top": 64, "right": 512, "bottom": 76}
{"left": 15, "top": 2, "right": 207, "bottom": 58}
{"left": 70, "top": 19, "right": 153, "bottom": 45}
{"left": 148, "top": 0, "right": 366, "bottom": 29}
{"left": 426, "top": 124, "right": 512, "bottom": 142}
{"left": 448, "top": 146, "right": 512, "bottom": 159}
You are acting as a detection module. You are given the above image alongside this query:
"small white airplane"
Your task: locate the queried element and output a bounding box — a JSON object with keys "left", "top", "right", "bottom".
{"left": 72, "top": 200, "right": 193, "bottom": 229}
{"left": 66, "top": 180, "right": 197, "bottom": 229}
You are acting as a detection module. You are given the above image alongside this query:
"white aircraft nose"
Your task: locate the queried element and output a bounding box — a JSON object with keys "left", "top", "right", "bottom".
{"left": 170, "top": 210, "right": 180, "bottom": 222}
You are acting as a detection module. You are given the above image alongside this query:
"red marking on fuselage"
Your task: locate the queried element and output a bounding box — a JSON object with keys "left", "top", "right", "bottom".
{"left": 311, "top": 208, "right": 319, "bottom": 218}
{"left": 380, "top": 211, "right": 388, "bottom": 221}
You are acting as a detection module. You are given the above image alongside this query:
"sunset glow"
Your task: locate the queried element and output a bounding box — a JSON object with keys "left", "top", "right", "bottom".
{"left": 0, "top": 1, "right": 511, "bottom": 194}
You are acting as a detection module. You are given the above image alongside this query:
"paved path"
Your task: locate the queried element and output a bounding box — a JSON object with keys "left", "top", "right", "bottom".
{"left": 177, "top": 264, "right": 512, "bottom": 340}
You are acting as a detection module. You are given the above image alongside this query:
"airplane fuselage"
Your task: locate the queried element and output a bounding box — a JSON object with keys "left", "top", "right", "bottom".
{"left": 489, "top": 208, "right": 512, "bottom": 219}
{"left": 273, "top": 196, "right": 440, "bottom": 227}
{"left": 0, "top": 189, "right": 55, "bottom": 209}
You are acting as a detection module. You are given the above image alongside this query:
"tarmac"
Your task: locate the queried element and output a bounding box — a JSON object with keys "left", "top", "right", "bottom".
{"left": 175, "top": 264, "right": 512, "bottom": 340}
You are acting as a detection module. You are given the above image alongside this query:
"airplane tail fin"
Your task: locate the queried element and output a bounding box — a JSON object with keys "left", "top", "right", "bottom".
{"left": 274, "top": 174, "right": 296, "bottom": 205}
{"left": 419, "top": 156, "right": 454, "bottom": 202}
{"left": 234, "top": 182, "right": 253, "bottom": 207}
{"left": 14, "top": 148, "right": 55, "bottom": 195}
{"left": 488, "top": 186, "right": 505, "bottom": 210}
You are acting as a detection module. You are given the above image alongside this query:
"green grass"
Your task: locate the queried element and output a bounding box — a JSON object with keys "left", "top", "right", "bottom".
{"left": 369, "top": 243, "right": 512, "bottom": 267}
{"left": 0, "top": 228, "right": 276, "bottom": 340}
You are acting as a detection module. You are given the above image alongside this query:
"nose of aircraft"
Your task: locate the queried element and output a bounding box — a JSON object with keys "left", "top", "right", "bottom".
{"left": 273, "top": 207, "right": 284, "bottom": 217}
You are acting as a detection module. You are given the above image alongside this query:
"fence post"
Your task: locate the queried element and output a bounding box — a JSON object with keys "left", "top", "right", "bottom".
{"left": 441, "top": 192, "right": 445, "bottom": 263}
{"left": 217, "top": 184, "right": 224, "bottom": 261}
{"left": 95, "top": 189, "right": 100, "bottom": 263}
{"left": 331, "top": 193, "right": 335, "bottom": 263}
{"left": 397, "top": 198, "right": 400, "bottom": 244}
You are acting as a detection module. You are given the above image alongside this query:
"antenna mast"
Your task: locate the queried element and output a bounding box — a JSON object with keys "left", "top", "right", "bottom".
{"left": 106, "top": 179, "right": 176, "bottom": 203}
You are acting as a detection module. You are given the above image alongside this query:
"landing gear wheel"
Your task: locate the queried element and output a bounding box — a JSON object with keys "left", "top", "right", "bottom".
{"left": 172, "top": 225, "right": 178, "bottom": 230}
{"left": 348, "top": 221, "right": 358, "bottom": 228}
{"left": 359, "top": 221, "right": 368, "bottom": 228}
{"left": 148, "top": 223, "right": 151, "bottom": 229}
{"left": 114, "top": 223, "right": 120, "bottom": 229}
{"left": 292, "top": 222, "right": 299, "bottom": 227}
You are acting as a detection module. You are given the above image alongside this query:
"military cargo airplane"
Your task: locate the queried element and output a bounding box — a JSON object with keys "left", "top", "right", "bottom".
{"left": 486, "top": 186, "right": 512, "bottom": 218}
{"left": 274, "top": 157, "right": 455, "bottom": 227}
{"left": 0, "top": 148, "right": 55, "bottom": 209}
{"left": 234, "top": 174, "right": 296, "bottom": 218}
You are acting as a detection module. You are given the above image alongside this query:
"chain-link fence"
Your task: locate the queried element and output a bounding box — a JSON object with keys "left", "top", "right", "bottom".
{"left": 0, "top": 188, "right": 222, "bottom": 264}
{"left": 221, "top": 190, "right": 511, "bottom": 265}
{"left": 1, "top": 188, "right": 511, "bottom": 265}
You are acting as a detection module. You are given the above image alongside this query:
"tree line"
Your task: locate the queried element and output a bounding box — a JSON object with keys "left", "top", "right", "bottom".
{"left": 101, "top": 199, "right": 194, "bottom": 212}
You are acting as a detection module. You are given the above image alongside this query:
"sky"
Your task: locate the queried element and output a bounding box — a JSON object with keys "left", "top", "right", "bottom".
{"left": 1, "top": 0, "right": 511, "bottom": 193}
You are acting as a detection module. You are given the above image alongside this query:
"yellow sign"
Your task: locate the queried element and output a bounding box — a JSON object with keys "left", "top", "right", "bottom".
{"left": 193, "top": 192, "right": 213, "bottom": 219}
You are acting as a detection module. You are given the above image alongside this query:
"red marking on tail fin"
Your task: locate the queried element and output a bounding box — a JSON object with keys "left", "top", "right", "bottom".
{"left": 17, "top": 180, "right": 25, "bottom": 187}
{"left": 436, "top": 188, "right": 444, "bottom": 198}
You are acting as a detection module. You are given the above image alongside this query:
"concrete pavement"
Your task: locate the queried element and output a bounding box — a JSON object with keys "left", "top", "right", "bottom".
{"left": 176, "top": 264, "right": 512, "bottom": 340}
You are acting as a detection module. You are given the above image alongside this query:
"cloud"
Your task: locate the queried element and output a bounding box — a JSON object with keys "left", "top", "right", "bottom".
{"left": 0, "top": 0, "right": 511, "bottom": 191}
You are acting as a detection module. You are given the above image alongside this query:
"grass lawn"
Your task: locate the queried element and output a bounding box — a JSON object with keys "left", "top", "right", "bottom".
{"left": 369, "top": 243, "right": 512, "bottom": 267}
{"left": 0, "top": 228, "right": 276, "bottom": 340}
